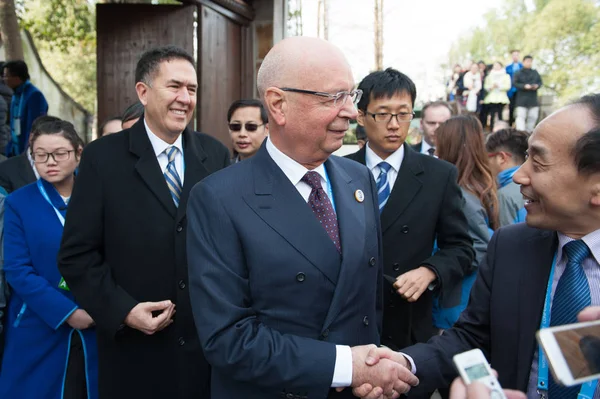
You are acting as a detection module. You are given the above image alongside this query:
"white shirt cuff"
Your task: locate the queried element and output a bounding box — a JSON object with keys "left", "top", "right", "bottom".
{"left": 331, "top": 345, "right": 353, "bottom": 387}
{"left": 400, "top": 352, "right": 417, "bottom": 374}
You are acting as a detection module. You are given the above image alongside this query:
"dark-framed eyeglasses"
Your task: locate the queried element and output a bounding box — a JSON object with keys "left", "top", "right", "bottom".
{"left": 32, "top": 150, "right": 75, "bottom": 163}
{"left": 487, "top": 151, "right": 513, "bottom": 158}
{"left": 228, "top": 122, "right": 265, "bottom": 132}
{"left": 366, "top": 111, "right": 415, "bottom": 123}
{"left": 279, "top": 87, "right": 363, "bottom": 107}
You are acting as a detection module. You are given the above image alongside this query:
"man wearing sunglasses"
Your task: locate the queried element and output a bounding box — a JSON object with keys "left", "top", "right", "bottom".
{"left": 227, "top": 99, "right": 269, "bottom": 162}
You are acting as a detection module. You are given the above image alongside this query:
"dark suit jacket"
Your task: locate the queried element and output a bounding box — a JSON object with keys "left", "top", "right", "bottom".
{"left": 403, "top": 224, "right": 557, "bottom": 395}
{"left": 58, "top": 118, "right": 230, "bottom": 399}
{"left": 187, "top": 144, "right": 383, "bottom": 399}
{"left": 345, "top": 144, "right": 473, "bottom": 349}
{"left": 410, "top": 142, "right": 422, "bottom": 154}
{"left": 0, "top": 153, "right": 36, "bottom": 194}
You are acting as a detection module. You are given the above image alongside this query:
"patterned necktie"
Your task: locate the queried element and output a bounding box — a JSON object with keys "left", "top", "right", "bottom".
{"left": 376, "top": 162, "right": 392, "bottom": 213}
{"left": 427, "top": 147, "right": 435, "bottom": 156}
{"left": 164, "top": 146, "right": 183, "bottom": 207}
{"left": 301, "top": 171, "right": 341, "bottom": 253}
{"left": 548, "top": 239, "right": 592, "bottom": 399}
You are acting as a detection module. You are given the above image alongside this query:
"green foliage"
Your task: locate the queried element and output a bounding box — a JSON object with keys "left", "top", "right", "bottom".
{"left": 447, "top": 0, "right": 600, "bottom": 105}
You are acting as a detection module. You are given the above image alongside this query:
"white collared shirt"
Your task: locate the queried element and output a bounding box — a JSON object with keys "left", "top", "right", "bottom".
{"left": 265, "top": 137, "right": 330, "bottom": 206}
{"left": 420, "top": 139, "right": 436, "bottom": 157}
{"left": 365, "top": 142, "right": 404, "bottom": 189}
{"left": 144, "top": 119, "right": 184, "bottom": 185}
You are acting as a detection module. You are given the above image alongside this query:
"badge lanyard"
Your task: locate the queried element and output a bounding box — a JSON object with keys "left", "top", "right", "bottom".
{"left": 37, "top": 180, "right": 70, "bottom": 291}
{"left": 537, "top": 252, "right": 598, "bottom": 399}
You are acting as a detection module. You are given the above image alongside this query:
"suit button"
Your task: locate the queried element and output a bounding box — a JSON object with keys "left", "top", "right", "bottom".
{"left": 178, "top": 337, "right": 185, "bottom": 346}
{"left": 401, "top": 225, "right": 409, "bottom": 234}
{"left": 179, "top": 280, "right": 186, "bottom": 289}
{"left": 176, "top": 224, "right": 183, "bottom": 233}
{"left": 296, "top": 272, "right": 305, "bottom": 282}
{"left": 363, "top": 316, "right": 369, "bottom": 326}
{"left": 286, "top": 394, "right": 294, "bottom": 399}
{"left": 319, "top": 329, "right": 329, "bottom": 340}
{"left": 369, "top": 257, "right": 376, "bottom": 266}
{"left": 393, "top": 263, "right": 400, "bottom": 271}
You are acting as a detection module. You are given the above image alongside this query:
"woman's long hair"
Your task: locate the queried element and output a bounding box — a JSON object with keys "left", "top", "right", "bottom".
{"left": 436, "top": 115, "right": 500, "bottom": 230}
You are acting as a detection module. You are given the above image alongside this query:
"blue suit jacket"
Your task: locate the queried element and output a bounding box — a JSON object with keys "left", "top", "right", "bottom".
{"left": 187, "top": 144, "right": 383, "bottom": 399}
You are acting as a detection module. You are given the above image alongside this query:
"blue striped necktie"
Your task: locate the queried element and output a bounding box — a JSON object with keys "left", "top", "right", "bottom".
{"left": 164, "top": 146, "right": 183, "bottom": 207}
{"left": 376, "top": 162, "right": 392, "bottom": 213}
{"left": 548, "top": 239, "right": 591, "bottom": 399}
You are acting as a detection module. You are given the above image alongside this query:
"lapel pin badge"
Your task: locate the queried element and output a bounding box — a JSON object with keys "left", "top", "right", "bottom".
{"left": 354, "top": 189, "right": 365, "bottom": 203}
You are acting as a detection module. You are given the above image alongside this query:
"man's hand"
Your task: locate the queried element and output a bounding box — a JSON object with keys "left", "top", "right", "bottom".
{"left": 394, "top": 267, "right": 436, "bottom": 302}
{"left": 524, "top": 84, "right": 532, "bottom": 90}
{"left": 351, "top": 346, "right": 417, "bottom": 399}
{"left": 124, "top": 301, "right": 175, "bottom": 335}
{"left": 578, "top": 306, "right": 600, "bottom": 322}
{"left": 66, "top": 309, "right": 95, "bottom": 330}
{"left": 449, "top": 378, "right": 526, "bottom": 399}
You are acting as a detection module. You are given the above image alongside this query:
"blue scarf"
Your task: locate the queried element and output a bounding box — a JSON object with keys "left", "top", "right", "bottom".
{"left": 497, "top": 166, "right": 520, "bottom": 189}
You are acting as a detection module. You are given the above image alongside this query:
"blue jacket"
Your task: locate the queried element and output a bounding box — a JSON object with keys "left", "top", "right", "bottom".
{"left": 7, "top": 81, "right": 48, "bottom": 156}
{"left": 0, "top": 180, "right": 98, "bottom": 399}
{"left": 505, "top": 62, "right": 523, "bottom": 99}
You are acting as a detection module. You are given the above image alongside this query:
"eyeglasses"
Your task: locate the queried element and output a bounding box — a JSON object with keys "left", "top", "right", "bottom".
{"left": 32, "top": 150, "right": 75, "bottom": 163}
{"left": 228, "top": 122, "right": 265, "bottom": 132}
{"left": 366, "top": 111, "right": 415, "bottom": 123}
{"left": 487, "top": 151, "right": 513, "bottom": 158}
{"left": 279, "top": 88, "right": 363, "bottom": 107}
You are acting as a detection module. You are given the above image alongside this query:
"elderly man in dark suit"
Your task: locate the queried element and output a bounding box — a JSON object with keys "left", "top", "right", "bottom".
{"left": 186, "top": 37, "right": 419, "bottom": 399}
{"left": 345, "top": 68, "right": 474, "bottom": 352}
{"left": 354, "top": 93, "right": 600, "bottom": 399}
{"left": 58, "top": 46, "right": 230, "bottom": 399}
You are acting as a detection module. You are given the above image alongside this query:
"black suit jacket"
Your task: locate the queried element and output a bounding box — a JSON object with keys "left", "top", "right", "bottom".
{"left": 0, "top": 153, "right": 36, "bottom": 193}
{"left": 410, "top": 142, "right": 422, "bottom": 154}
{"left": 403, "top": 224, "right": 557, "bottom": 394}
{"left": 58, "top": 118, "right": 230, "bottom": 399}
{"left": 345, "top": 144, "right": 473, "bottom": 349}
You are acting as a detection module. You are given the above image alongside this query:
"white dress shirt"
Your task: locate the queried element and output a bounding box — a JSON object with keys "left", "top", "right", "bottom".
{"left": 420, "top": 139, "right": 435, "bottom": 156}
{"left": 265, "top": 138, "right": 349, "bottom": 386}
{"left": 144, "top": 119, "right": 185, "bottom": 185}
{"left": 365, "top": 142, "right": 404, "bottom": 188}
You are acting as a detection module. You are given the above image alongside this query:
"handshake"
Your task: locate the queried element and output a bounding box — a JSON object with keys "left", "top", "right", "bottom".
{"left": 339, "top": 345, "right": 419, "bottom": 399}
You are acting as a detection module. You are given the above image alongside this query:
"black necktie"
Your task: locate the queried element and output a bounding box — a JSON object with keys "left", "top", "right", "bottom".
{"left": 427, "top": 147, "right": 435, "bottom": 156}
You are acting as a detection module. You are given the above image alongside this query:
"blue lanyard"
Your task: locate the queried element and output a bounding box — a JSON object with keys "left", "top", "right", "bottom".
{"left": 37, "top": 179, "right": 65, "bottom": 226}
{"left": 322, "top": 164, "right": 336, "bottom": 213}
{"left": 538, "top": 252, "right": 598, "bottom": 399}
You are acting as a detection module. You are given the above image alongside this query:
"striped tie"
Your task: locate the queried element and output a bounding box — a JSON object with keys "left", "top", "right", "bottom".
{"left": 548, "top": 239, "right": 591, "bottom": 399}
{"left": 164, "top": 146, "right": 183, "bottom": 207}
{"left": 376, "top": 162, "right": 392, "bottom": 213}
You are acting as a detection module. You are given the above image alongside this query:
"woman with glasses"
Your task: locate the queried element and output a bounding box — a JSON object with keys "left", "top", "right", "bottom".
{"left": 0, "top": 120, "right": 98, "bottom": 399}
{"left": 227, "top": 99, "right": 269, "bottom": 163}
{"left": 432, "top": 115, "right": 499, "bottom": 330}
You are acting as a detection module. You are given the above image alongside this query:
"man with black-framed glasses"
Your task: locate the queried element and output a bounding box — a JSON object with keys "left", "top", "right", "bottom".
{"left": 345, "top": 68, "right": 474, "bottom": 362}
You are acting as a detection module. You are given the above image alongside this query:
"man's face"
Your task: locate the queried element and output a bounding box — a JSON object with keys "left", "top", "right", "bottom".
{"left": 512, "top": 51, "right": 520, "bottom": 63}
{"left": 2, "top": 69, "right": 21, "bottom": 90}
{"left": 523, "top": 58, "right": 533, "bottom": 69}
{"left": 420, "top": 105, "right": 451, "bottom": 147}
{"left": 136, "top": 59, "right": 197, "bottom": 139}
{"left": 358, "top": 92, "right": 413, "bottom": 159}
{"left": 513, "top": 106, "right": 597, "bottom": 235}
{"left": 282, "top": 60, "right": 358, "bottom": 164}
{"left": 229, "top": 106, "right": 268, "bottom": 159}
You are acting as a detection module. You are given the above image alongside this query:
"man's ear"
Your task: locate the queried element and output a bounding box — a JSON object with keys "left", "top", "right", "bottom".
{"left": 357, "top": 109, "right": 365, "bottom": 127}
{"left": 590, "top": 180, "right": 600, "bottom": 207}
{"left": 264, "top": 88, "right": 286, "bottom": 126}
{"left": 135, "top": 82, "right": 149, "bottom": 106}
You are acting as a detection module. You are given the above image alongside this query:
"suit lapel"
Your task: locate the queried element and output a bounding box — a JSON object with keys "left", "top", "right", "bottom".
{"left": 129, "top": 119, "right": 177, "bottom": 218}
{"left": 515, "top": 230, "right": 557, "bottom": 390}
{"left": 380, "top": 144, "right": 423, "bottom": 233}
{"left": 176, "top": 128, "right": 210, "bottom": 223}
{"left": 243, "top": 146, "right": 342, "bottom": 285}
{"left": 321, "top": 156, "right": 366, "bottom": 329}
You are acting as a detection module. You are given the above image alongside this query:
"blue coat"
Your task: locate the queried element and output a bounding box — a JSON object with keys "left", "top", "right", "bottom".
{"left": 7, "top": 81, "right": 48, "bottom": 156}
{"left": 0, "top": 179, "right": 98, "bottom": 399}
